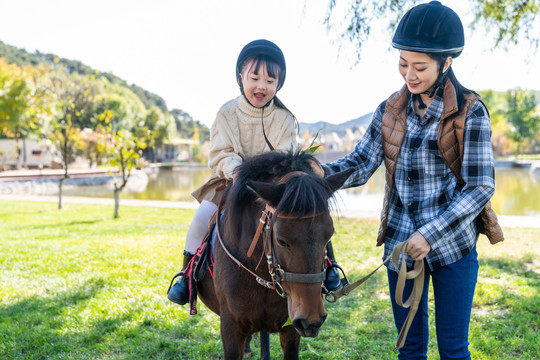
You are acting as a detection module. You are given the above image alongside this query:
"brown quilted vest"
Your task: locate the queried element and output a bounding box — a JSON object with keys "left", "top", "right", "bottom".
{"left": 376, "top": 81, "right": 504, "bottom": 246}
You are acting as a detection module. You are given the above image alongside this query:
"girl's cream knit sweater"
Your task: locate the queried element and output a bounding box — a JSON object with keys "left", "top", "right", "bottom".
{"left": 208, "top": 95, "right": 298, "bottom": 179}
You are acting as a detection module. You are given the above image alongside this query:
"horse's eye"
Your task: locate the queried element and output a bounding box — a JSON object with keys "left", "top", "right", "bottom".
{"left": 276, "top": 238, "right": 289, "bottom": 247}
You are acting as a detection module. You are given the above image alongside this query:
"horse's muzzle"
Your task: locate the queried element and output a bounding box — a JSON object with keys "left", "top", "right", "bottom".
{"left": 292, "top": 314, "right": 327, "bottom": 337}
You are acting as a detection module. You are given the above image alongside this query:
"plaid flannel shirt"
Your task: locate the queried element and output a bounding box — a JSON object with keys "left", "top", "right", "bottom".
{"left": 323, "top": 94, "right": 495, "bottom": 271}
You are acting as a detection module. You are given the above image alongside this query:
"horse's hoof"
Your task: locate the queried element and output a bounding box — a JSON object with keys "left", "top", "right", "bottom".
{"left": 243, "top": 350, "right": 252, "bottom": 358}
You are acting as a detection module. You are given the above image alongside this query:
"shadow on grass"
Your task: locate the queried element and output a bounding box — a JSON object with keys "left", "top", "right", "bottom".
{"left": 0, "top": 278, "right": 223, "bottom": 359}
{"left": 473, "top": 255, "right": 539, "bottom": 359}
{"left": 18, "top": 219, "right": 106, "bottom": 231}
{"left": 0, "top": 278, "right": 107, "bottom": 358}
{"left": 470, "top": 286, "right": 540, "bottom": 358}
{"left": 303, "top": 271, "right": 398, "bottom": 359}
{"left": 479, "top": 256, "right": 540, "bottom": 280}
{"left": 0, "top": 209, "right": 47, "bottom": 217}
{"left": 232, "top": 271, "right": 399, "bottom": 360}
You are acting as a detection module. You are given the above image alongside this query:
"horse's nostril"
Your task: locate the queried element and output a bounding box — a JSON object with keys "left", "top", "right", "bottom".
{"left": 292, "top": 314, "right": 327, "bottom": 330}
{"left": 292, "top": 316, "right": 326, "bottom": 337}
{"left": 292, "top": 317, "right": 308, "bottom": 331}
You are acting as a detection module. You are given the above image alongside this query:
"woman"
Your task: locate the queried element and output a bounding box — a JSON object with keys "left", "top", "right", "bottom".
{"left": 323, "top": 2, "right": 502, "bottom": 358}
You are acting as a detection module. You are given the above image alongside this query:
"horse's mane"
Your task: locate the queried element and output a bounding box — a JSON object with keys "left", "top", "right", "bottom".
{"left": 225, "top": 151, "right": 336, "bottom": 220}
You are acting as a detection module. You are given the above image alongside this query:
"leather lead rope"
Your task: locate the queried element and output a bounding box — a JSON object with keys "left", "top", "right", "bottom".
{"left": 392, "top": 241, "right": 424, "bottom": 351}
{"left": 325, "top": 240, "right": 424, "bottom": 351}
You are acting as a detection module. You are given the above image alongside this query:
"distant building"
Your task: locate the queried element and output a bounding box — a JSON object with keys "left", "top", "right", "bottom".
{"left": 156, "top": 137, "right": 205, "bottom": 163}
{"left": 298, "top": 125, "right": 366, "bottom": 162}
{"left": 0, "top": 139, "right": 53, "bottom": 170}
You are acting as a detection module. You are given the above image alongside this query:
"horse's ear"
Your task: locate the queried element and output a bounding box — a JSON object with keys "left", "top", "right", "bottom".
{"left": 325, "top": 168, "right": 355, "bottom": 193}
{"left": 246, "top": 180, "right": 286, "bottom": 207}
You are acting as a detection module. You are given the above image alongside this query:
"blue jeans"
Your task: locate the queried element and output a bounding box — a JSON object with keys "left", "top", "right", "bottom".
{"left": 387, "top": 247, "right": 479, "bottom": 360}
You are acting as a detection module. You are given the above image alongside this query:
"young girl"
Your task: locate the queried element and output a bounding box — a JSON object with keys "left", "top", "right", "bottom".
{"left": 323, "top": 1, "right": 502, "bottom": 358}
{"left": 167, "top": 39, "right": 299, "bottom": 305}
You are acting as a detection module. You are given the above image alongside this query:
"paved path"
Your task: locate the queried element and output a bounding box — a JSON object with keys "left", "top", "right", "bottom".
{"left": 0, "top": 168, "right": 113, "bottom": 180}
{"left": 1, "top": 194, "right": 538, "bottom": 228}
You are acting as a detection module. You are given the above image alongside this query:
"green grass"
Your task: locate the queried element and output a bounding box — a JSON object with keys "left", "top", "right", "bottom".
{"left": 0, "top": 200, "right": 538, "bottom": 359}
{"left": 497, "top": 154, "right": 540, "bottom": 161}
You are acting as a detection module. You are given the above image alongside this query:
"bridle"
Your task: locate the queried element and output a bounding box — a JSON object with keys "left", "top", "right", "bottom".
{"left": 215, "top": 172, "right": 327, "bottom": 298}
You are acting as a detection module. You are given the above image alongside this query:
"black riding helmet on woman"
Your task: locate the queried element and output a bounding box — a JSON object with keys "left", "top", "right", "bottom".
{"left": 391, "top": 0, "right": 473, "bottom": 110}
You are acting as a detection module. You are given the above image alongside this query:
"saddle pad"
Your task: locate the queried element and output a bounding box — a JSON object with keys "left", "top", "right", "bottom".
{"left": 193, "top": 222, "right": 216, "bottom": 282}
{"left": 188, "top": 212, "right": 223, "bottom": 315}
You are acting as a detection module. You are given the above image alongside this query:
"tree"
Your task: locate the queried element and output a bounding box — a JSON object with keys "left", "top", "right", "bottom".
{"left": 171, "top": 108, "right": 210, "bottom": 143}
{"left": 0, "top": 59, "right": 28, "bottom": 165}
{"left": 0, "top": 59, "right": 49, "bottom": 168}
{"left": 504, "top": 89, "right": 539, "bottom": 153}
{"left": 48, "top": 70, "right": 97, "bottom": 209}
{"left": 478, "top": 90, "right": 511, "bottom": 157}
{"left": 97, "top": 110, "right": 146, "bottom": 219}
{"left": 133, "top": 106, "right": 172, "bottom": 163}
{"left": 324, "top": 0, "right": 540, "bottom": 61}
{"left": 94, "top": 89, "right": 148, "bottom": 218}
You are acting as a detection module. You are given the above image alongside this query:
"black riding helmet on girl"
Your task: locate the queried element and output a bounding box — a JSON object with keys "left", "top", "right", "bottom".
{"left": 235, "top": 39, "right": 296, "bottom": 151}
{"left": 392, "top": 1, "right": 468, "bottom": 106}
{"left": 236, "top": 39, "right": 287, "bottom": 94}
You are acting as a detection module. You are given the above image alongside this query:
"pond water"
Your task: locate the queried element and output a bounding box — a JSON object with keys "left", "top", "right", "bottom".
{"left": 61, "top": 166, "right": 540, "bottom": 217}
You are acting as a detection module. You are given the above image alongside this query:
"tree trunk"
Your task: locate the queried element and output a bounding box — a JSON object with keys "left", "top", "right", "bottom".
{"left": 58, "top": 177, "right": 67, "bottom": 210}
{"left": 22, "top": 137, "right": 27, "bottom": 169}
{"left": 114, "top": 187, "right": 120, "bottom": 219}
{"left": 15, "top": 128, "right": 21, "bottom": 170}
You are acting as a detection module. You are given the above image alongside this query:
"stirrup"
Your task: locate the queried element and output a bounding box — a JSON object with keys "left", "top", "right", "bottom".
{"left": 322, "top": 263, "right": 349, "bottom": 295}
{"left": 166, "top": 270, "right": 185, "bottom": 295}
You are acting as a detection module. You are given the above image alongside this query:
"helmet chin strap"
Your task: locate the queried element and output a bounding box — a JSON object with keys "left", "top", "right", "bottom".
{"left": 260, "top": 106, "right": 275, "bottom": 151}
{"left": 428, "top": 58, "right": 451, "bottom": 98}
{"left": 415, "top": 94, "right": 428, "bottom": 110}
{"left": 428, "top": 69, "right": 449, "bottom": 98}
{"left": 415, "top": 62, "right": 450, "bottom": 110}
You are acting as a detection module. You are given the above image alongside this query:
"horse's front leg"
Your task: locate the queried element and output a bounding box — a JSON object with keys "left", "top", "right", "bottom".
{"left": 260, "top": 331, "right": 270, "bottom": 360}
{"left": 279, "top": 326, "right": 301, "bottom": 360}
{"left": 220, "top": 314, "right": 248, "bottom": 360}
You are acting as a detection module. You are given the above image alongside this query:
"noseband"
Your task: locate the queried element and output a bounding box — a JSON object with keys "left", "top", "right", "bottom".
{"left": 215, "top": 172, "right": 327, "bottom": 298}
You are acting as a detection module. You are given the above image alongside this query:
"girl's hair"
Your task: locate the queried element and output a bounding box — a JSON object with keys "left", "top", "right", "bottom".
{"left": 240, "top": 55, "right": 298, "bottom": 128}
{"left": 429, "top": 53, "right": 478, "bottom": 113}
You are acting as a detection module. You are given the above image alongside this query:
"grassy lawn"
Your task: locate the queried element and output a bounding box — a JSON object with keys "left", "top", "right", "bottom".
{"left": 0, "top": 200, "right": 538, "bottom": 359}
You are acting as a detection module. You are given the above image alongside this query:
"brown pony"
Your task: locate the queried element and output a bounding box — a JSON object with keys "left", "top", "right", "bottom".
{"left": 196, "top": 151, "right": 353, "bottom": 359}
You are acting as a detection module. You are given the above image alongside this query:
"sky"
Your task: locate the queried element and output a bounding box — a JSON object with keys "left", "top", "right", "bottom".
{"left": 1, "top": 0, "right": 539, "bottom": 128}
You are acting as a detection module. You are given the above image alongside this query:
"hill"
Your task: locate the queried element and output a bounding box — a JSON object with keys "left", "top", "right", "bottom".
{"left": 299, "top": 88, "right": 540, "bottom": 135}
{"left": 0, "top": 40, "right": 168, "bottom": 113}
{"left": 0, "top": 39, "right": 209, "bottom": 141}
{"left": 299, "top": 112, "right": 373, "bottom": 134}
